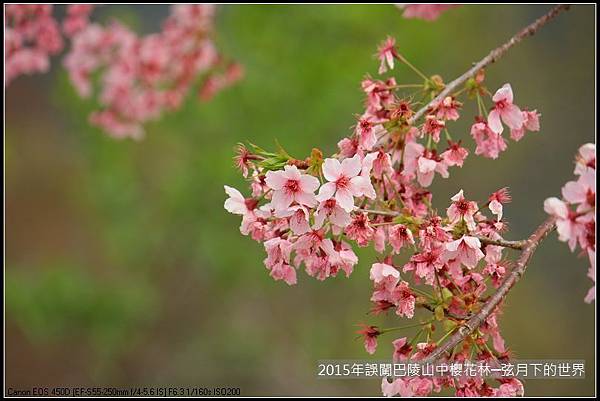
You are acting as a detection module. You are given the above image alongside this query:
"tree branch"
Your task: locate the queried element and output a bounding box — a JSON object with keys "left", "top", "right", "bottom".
{"left": 478, "top": 236, "right": 526, "bottom": 250}
{"left": 409, "top": 4, "right": 570, "bottom": 125}
{"left": 422, "top": 216, "right": 557, "bottom": 364}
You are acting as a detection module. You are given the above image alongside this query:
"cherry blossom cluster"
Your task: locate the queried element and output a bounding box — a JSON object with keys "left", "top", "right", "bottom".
{"left": 223, "top": 36, "right": 558, "bottom": 396}
{"left": 395, "top": 4, "right": 458, "bottom": 21}
{"left": 5, "top": 4, "right": 241, "bottom": 139}
{"left": 63, "top": 4, "right": 242, "bottom": 139}
{"left": 5, "top": 5, "right": 64, "bottom": 85}
{"left": 544, "top": 143, "right": 596, "bottom": 303}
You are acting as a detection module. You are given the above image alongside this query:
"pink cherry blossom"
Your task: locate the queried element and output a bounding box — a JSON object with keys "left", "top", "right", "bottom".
{"left": 404, "top": 247, "right": 444, "bottom": 284}
{"left": 574, "top": 143, "right": 595, "bottom": 175}
{"left": 388, "top": 224, "right": 415, "bottom": 253}
{"left": 397, "top": 4, "right": 458, "bottom": 21}
{"left": 313, "top": 198, "right": 351, "bottom": 229}
{"left": 562, "top": 170, "right": 595, "bottom": 211}
{"left": 471, "top": 120, "right": 508, "bottom": 159}
{"left": 444, "top": 236, "right": 485, "bottom": 269}
{"left": 487, "top": 84, "right": 524, "bottom": 134}
{"left": 264, "top": 237, "right": 296, "bottom": 285}
{"left": 431, "top": 96, "right": 462, "bottom": 121}
{"left": 510, "top": 109, "right": 541, "bottom": 141}
{"left": 418, "top": 216, "right": 451, "bottom": 250}
{"left": 493, "top": 379, "right": 525, "bottom": 397}
{"left": 441, "top": 140, "right": 469, "bottom": 167}
{"left": 423, "top": 115, "right": 445, "bottom": 143}
{"left": 392, "top": 337, "right": 412, "bottom": 362}
{"left": 265, "top": 165, "right": 320, "bottom": 211}
{"left": 361, "top": 77, "right": 397, "bottom": 117}
{"left": 370, "top": 262, "right": 400, "bottom": 289}
{"left": 275, "top": 205, "right": 311, "bottom": 235}
{"left": 370, "top": 262, "right": 400, "bottom": 303}
{"left": 317, "top": 156, "right": 374, "bottom": 212}
{"left": 447, "top": 190, "right": 479, "bottom": 231}
{"left": 357, "top": 324, "right": 380, "bottom": 355}
{"left": 345, "top": 213, "right": 375, "bottom": 247}
{"left": 377, "top": 36, "right": 398, "bottom": 74}
{"left": 544, "top": 197, "right": 583, "bottom": 251}
{"left": 403, "top": 141, "right": 449, "bottom": 187}
{"left": 355, "top": 118, "right": 382, "bottom": 150}
{"left": 224, "top": 185, "right": 255, "bottom": 216}
{"left": 337, "top": 136, "right": 360, "bottom": 158}
{"left": 369, "top": 150, "right": 393, "bottom": 179}
{"left": 488, "top": 187, "right": 512, "bottom": 221}
{"left": 323, "top": 240, "right": 359, "bottom": 278}
{"left": 390, "top": 281, "right": 416, "bottom": 318}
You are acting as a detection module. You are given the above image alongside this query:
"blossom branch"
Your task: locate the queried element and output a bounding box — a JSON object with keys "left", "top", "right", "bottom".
{"left": 409, "top": 4, "right": 570, "bottom": 124}
{"left": 422, "top": 216, "right": 557, "bottom": 364}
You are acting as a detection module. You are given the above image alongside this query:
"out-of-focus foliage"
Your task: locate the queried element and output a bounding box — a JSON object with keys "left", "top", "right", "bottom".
{"left": 5, "top": 4, "right": 595, "bottom": 396}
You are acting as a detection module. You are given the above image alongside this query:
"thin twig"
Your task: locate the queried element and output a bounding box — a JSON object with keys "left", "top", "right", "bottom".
{"left": 409, "top": 4, "right": 570, "bottom": 125}
{"left": 478, "top": 236, "right": 526, "bottom": 250}
{"left": 421, "top": 216, "right": 557, "bottom": 364}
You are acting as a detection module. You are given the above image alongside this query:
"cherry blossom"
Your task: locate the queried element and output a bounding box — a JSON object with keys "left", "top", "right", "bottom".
{"left": 357, "top": 324, "right": 380, "bottom": 354}
{"left": 388, "top": 224, "right": 415, "bottom": 253}
{"left": 471, "top": 120, "right": 508, "bottom": 159}
{"left": 444, "top": 236, "right": 485, "bottom": 269}
{"left": 317, "top": 156, "right": 375, "bottom": 212}
{"left": 313, "top": 198, "right": 352, "bottom": 229}
{"left": 265, "top": 165, "right": 320, "bottom": 211}
{"left": 488, "top": 187, "right": 512, "bottom": 221}
{"left": 447, "top": 190, "right": 479, "bottom": 231}
{"left": 510, "top": 109, "right": 541, "bottom": 141}
{"left": 377, "top": 36, "right": 398, "bottom": 74}
{"left": 544, "top": 143, "right": 596, "bottom": 302}
{"left": 396, "top": 4, "right": 458, "bottom": 21}
{"left": 487, "top": 84, "right": 524, "bottom": 134}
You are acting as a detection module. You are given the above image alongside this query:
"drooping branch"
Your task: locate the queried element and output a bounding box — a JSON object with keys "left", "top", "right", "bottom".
{"left": 422, "top": 216, "right": 557, "bottom": 364}
{"left": 409, "top": 4, "right": 570, "bottom": 124}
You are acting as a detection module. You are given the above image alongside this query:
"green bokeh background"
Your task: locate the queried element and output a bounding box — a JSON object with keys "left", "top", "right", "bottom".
{"left": 5, "top": 4, "right": 596, "bottom": 396}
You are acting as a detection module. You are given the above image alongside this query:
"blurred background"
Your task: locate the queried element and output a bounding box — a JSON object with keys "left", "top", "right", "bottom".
{"left": 5, "top": 4, "right": 596, "bottom": 397}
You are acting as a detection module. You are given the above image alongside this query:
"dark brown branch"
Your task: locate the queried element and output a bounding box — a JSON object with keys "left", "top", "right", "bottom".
{"left": 422, "top": 216, "right": 557, "bottom": 364}
{"left": 409, "top": 4, "right": 570, "bottom": 124}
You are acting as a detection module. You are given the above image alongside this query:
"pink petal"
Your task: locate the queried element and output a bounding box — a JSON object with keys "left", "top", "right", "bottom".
{"left": 501, "top": 104, "right": 524, "bottom": 130}
{"left": 322, "top": 158, "right": 342, "bottom": 181}
{"left": 316, "top": 182, "right": 336, "bottom": 201}
{"left": 487, "top": 109, "right": 503, "bottom": 134}
{"left": 543, "top": 197, "right": 568, "bottom": 219}
{"left": 295, "top": 191, "right": 317, "bottom": 208}
{"left": 492, "top": 83, "right": 513, "bottom": 103}
{"left": 224, "top": 185, "right": 247, "bottom": 215}
{"left": 330, "top": 206, "right": 351, "bottom": 227}
{"left": 271, "top": 190, "right": 293, "bottom": 211}
{"left": 335, "top": 187, "right": 355, "bottom": 212}
{"left": 341, "top": 154, "right": 362, "bottom": 178}
{"left": 283, "top": 165, "right": 301, "bottom": 180}
{"left": 265, "top": 170, "right": 287, "bottom": 190}
{"left": 562, "top": 181, "right": 586, "bottom": 204}
{"left": 300, "top": 174, "right": 320, "bottom": 193}
{"left": 417, "top": 170, "right": 434, "bottom": 187}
